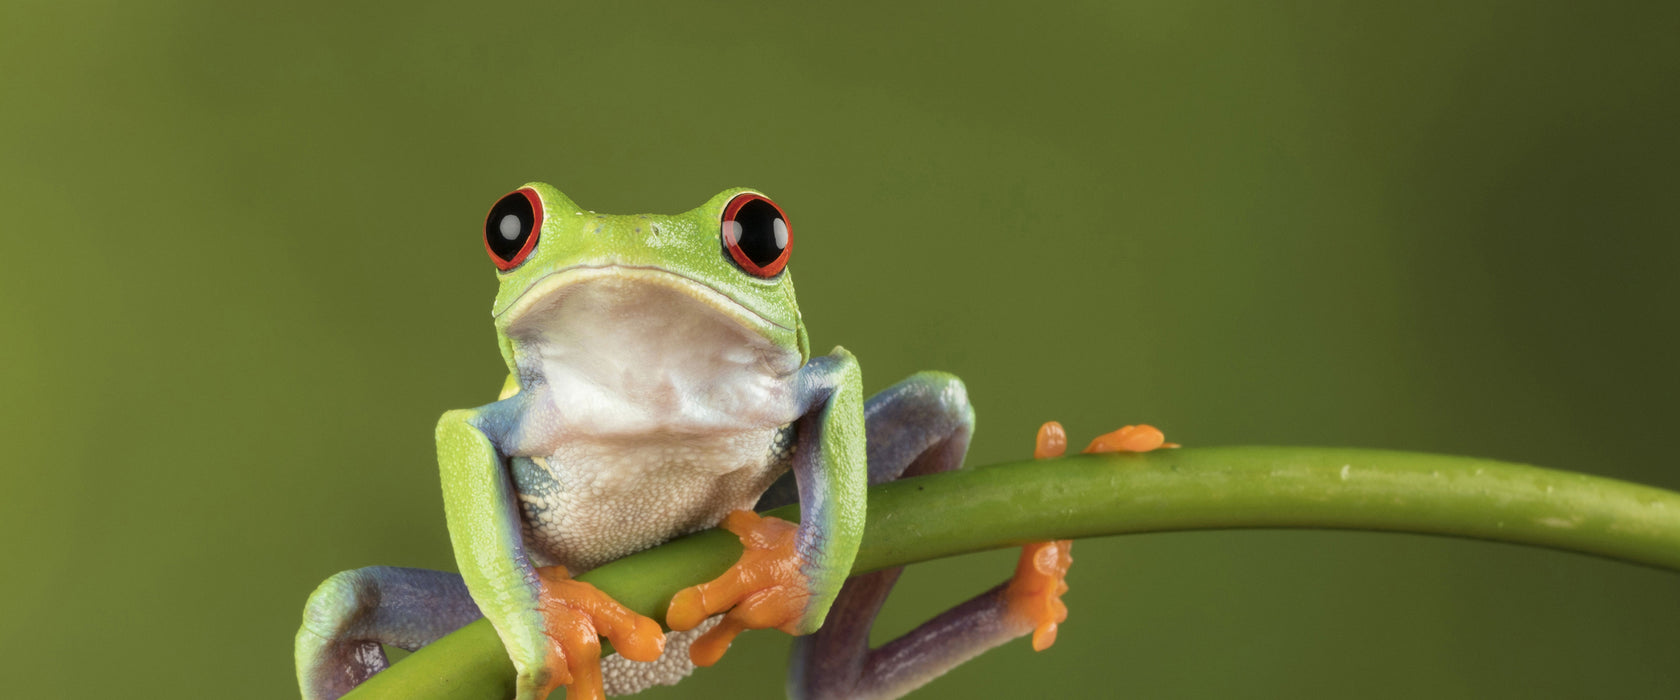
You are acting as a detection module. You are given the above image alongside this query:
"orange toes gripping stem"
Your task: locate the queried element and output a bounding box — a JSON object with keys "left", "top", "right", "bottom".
{"left": 1006, "top": 420, "right": 1176, "bottom": 652}
{"left": 1004, "top": 422, "right": 1078, "bottom": 651}
{"left": 666, "top": 510, "right": 812, "bottom": 667}
{"left": 1006, "top": 538, "right": 1074, "bottom": 651}
{"left": 534, "top": 566, "right": 667, "bottom": 700}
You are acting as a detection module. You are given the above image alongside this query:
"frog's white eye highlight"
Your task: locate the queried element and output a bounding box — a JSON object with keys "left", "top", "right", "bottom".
{"left": 720, "top": 193, "right": 791, "bottom": 278}
{"left": 485, "top": 187, "right": 543, "bottom": 271}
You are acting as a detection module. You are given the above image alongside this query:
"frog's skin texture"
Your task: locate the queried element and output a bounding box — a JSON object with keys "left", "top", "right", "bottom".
{"left": 295, "top": 185, "right": 1068, "bottom": 700}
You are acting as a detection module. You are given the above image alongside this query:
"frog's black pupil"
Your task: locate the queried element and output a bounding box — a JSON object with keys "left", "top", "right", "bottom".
{"left": 732, "top": 198, "right": 786, "bottom": 269}
{"left": 486, "top": 192, "right": 534, "bottom": 263}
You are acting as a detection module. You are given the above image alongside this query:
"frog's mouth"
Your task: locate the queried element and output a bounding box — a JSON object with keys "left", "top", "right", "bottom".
{"left": 495, "top": 265, "right": 804, "bottom": 385}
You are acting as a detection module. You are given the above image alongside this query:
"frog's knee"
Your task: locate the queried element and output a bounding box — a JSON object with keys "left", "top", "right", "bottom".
{"left": 297, "top": 568, "right": 392, "bottom": 700}
{"left": 300, "top": 567, "right": 380, "bottom": 641}
{"left": 895, "top": 371, "right": 970, "bottom": 410}
{"left": 928, "top": 372, "right": 971, "bottom": 410}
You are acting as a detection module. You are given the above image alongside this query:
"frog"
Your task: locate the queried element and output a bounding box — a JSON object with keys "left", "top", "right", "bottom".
{"left": 294, "top": 184, "right": 1171, "bottom": 699}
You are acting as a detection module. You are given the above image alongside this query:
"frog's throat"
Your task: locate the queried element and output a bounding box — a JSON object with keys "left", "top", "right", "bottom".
{"left": 494, "top": 264, "right": 798, "bottom": 358}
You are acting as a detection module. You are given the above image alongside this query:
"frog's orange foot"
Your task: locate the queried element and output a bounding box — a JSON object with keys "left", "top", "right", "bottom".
{"left": 1083, "top": 423, "right": 1177, "bottom": 454}
{"left": 666, "top": 510, "right": 812, "bottom": 667}
{"left": 1005, "top": 422, "right": 1078, "bottom": 651}
{"left": 534, "top": 566, "right": 667, "bottom": 700}
{"left": 1005, "top": 538, "right": 1074, "bottom": 651}
{"left": 1006, "top": 420, "right": 1176, "bottom": 652}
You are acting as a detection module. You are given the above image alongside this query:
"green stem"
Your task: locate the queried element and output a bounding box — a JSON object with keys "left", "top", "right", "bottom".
{"left": 342, "top": 446, "right": 1680, "bottom": 699}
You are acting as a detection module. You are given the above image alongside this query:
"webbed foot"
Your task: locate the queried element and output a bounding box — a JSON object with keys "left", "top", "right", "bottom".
{"left": 666, "top": 509, "right": 812, "bottom": 666}
{"left": 1005, "top": 538, "right": 1073, "bottom": 651}
{"left": 530, "top": 566, "right": 666, "bottom": 700}
{"left": 1005, "top": 421, "right": 1175, "bottom": 650}
{"left": 1003, "top": 422, "right": 1079, "bottom": 651}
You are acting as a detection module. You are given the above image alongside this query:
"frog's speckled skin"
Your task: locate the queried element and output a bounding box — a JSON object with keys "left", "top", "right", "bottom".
{"left": 295, "top": 186, "right": 1047, "bottom": 700}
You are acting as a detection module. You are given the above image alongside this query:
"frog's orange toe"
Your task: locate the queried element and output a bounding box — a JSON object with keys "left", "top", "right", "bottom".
{"left": 667, "top": 510, "right": 812, "bottom": 667}
{"left": 1035, "top": 421, "right": 1069, "bottom": 460}
{"left": 1083, "top": 424, "right": 1173, "bottom": 454}
{"left": 534, "top": 566, "right": 667, "bottom": 700}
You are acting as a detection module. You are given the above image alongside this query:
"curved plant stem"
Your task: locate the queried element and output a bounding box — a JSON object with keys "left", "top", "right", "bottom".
{"left": 341, "top": 446, "right": 1680, "bottom": 699}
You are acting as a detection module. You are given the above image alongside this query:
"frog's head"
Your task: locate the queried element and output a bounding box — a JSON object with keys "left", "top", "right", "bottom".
{"left": 483, "top": 183, "right": 809, "bottom": 388}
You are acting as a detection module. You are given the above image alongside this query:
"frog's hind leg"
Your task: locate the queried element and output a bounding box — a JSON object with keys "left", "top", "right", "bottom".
{"left": 789, "top": 371, "right": 1004, "bottom": 700}
{"left": 790, "top": 377, "right": 1164, "bottom": 699}
{"left": 295, "top": 566, "right": 482, "bottom": 700}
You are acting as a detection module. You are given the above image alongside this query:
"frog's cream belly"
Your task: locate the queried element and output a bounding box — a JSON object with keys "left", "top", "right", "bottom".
{"left": 513, "top": 427, "right": 793, "bottom": 573}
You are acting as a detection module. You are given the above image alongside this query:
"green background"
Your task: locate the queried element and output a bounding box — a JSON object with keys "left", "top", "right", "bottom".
{"left": 3, "top": 2, "right": 1677, "bottom": 698}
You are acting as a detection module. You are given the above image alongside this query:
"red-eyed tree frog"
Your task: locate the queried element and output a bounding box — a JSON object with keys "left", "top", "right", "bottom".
{"left": 294, "top": 184, "right": 1170, "bottom": 699}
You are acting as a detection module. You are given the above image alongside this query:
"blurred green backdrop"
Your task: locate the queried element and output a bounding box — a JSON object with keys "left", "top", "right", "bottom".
{"left": 3, "top": 1, "right": 1677, "bottom": 698}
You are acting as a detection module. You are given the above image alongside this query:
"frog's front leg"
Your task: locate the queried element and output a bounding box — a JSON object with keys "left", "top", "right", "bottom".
{"left": 295, "top": 566, "right": 482, "bottom": 700}
{"left": 437, "top": 404, "right": 665, "bottom": 700}
{"left": 665, "top": 347, "right": 869, "bottom": 664}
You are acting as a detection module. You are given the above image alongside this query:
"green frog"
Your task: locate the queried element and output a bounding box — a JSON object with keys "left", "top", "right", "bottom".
{"left": 295, "top": 184, "right": 1164, "bottom": 699}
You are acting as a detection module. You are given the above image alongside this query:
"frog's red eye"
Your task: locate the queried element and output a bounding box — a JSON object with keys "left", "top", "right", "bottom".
{"left": 720, "top": 193, "right": 790, "bottom": 278}
{"left": 484, "top": 187, "right": 542, "bottom": 271}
